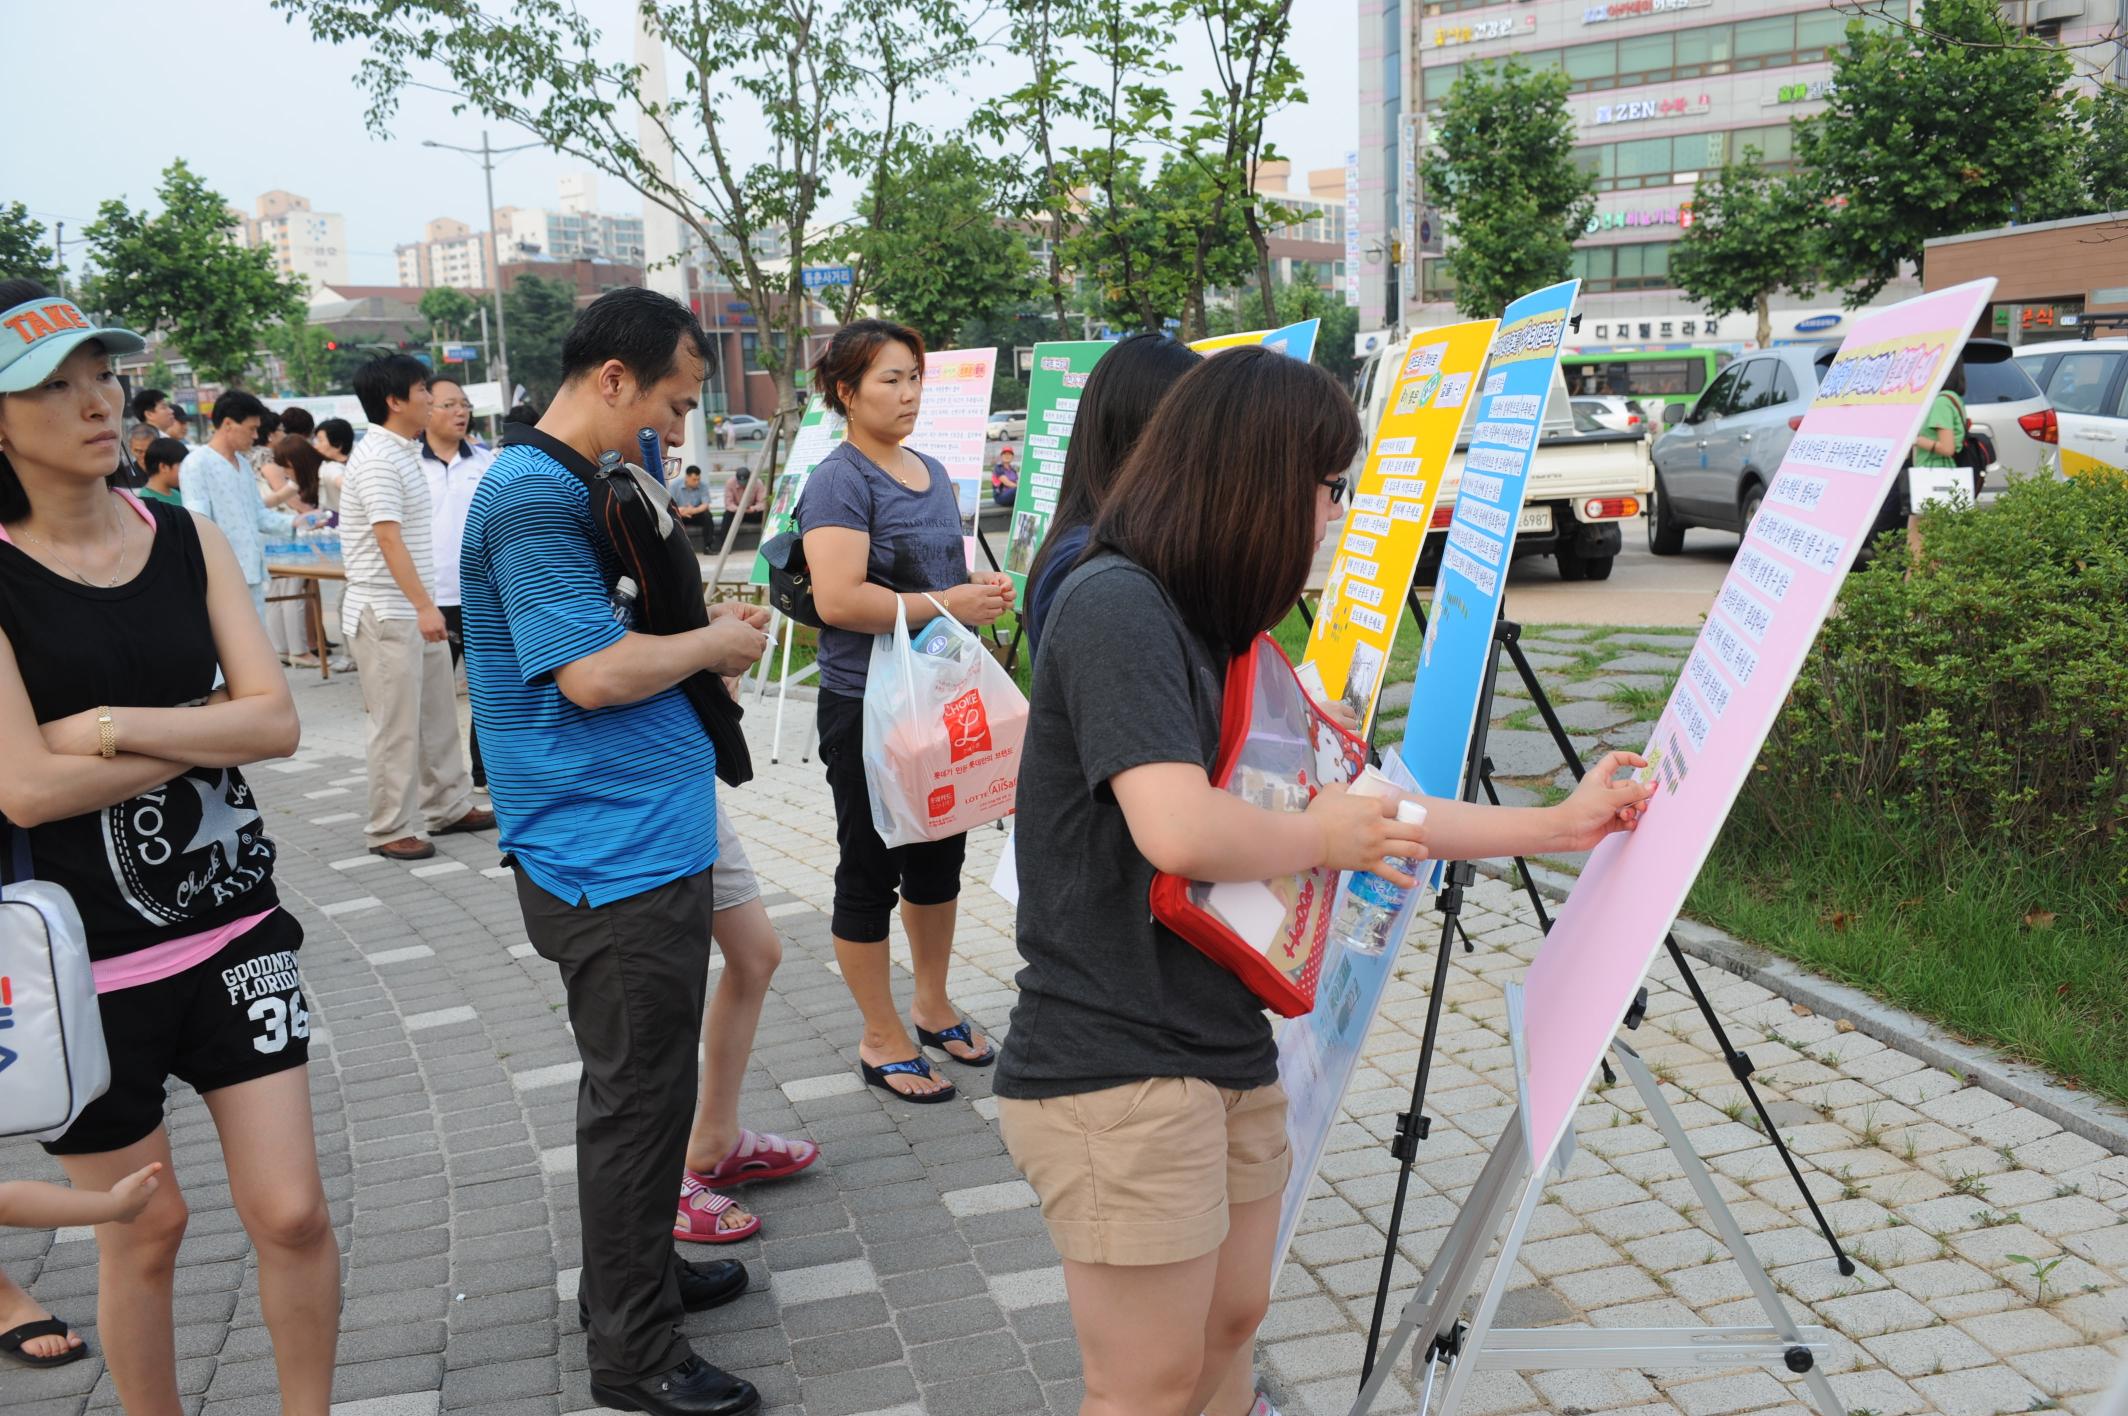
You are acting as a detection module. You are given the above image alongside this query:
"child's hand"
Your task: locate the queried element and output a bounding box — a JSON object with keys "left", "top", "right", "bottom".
{"left": 108, "top": 1162, "right": 163, "bottom": 1221}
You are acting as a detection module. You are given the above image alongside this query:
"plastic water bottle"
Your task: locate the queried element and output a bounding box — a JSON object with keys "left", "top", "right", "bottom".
{"left": 609, "top": 575, "right": 639, "bottom": 628}
{"left": 1332, "top": 801, "right": 1430, "bottom": 956}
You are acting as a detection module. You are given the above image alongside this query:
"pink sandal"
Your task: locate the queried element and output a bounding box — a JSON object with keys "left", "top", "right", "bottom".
{"left": 673, "top": 1175, "right": 762, "bottom": 1244}
{"left": 690, "top": 1129, "right": 820, "bottom": 1191}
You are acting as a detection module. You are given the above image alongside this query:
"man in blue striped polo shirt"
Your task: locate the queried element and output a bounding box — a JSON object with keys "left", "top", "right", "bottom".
{"left": 461, "top": 289, "right": 769, "bottom": 1416}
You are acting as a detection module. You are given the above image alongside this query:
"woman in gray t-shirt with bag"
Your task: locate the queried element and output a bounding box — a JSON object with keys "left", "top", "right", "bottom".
{"left": 797, "top": 318, "right": 1015, "bottom": 1104}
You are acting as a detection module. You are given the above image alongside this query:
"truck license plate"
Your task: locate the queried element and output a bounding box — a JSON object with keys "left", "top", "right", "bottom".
{"left": 1517, "top": 505, "right": 1553, "bottom": 534}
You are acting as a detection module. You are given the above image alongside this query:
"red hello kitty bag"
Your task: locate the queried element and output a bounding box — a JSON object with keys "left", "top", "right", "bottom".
{"left": 1150, "top": 633, "right": 1369, "bottom": 1017}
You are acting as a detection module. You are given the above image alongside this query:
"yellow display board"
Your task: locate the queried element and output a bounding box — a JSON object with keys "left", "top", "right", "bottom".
{"left": 1301, "top": 320, "right": 1499, "bottom": 733}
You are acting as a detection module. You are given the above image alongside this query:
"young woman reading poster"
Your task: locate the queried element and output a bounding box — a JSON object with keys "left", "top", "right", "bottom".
{"left": 993, "top": 347, "right": 1656, "bottom": 1416}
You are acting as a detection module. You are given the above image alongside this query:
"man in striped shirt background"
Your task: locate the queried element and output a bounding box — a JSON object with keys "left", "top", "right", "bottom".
{"left": 340, "top": 354, "right": 493, "bottom": 862}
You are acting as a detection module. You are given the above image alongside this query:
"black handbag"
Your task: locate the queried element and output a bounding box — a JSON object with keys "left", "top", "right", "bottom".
{"left": 760, "top": 528, "right": 825, "bottom": 629}
{"left": 500, "top": 423, "right": 754, "bottom": 787}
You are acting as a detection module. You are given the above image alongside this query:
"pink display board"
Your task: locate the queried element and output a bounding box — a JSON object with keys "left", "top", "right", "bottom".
{"left": 904, "top": 347, "right": 998, "bottom": 569}
{"left": 1514, "top": 279, "right": 1997, "bottom": 1173}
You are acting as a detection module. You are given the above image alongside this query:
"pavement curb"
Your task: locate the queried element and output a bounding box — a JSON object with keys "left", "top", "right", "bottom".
{"left": 1476, "top": 857, "right": 2128, "bottom": 1158}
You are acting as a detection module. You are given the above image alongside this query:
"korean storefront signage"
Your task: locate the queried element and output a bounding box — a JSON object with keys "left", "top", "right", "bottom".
{"left": 1768, "top": 79, "right": 1837, "bottom": 105}
{"left": 1592, "top": 94, "right": 1711, "bottom": 125}
{"left": 1582, "top": 0, "right": 1711, "bottom": 24}
{"left": 1583, "top": 202, "right": 1694, "bottom": 234}
{"left": 1431, "top": 13, "right": 1536, "bottom": 45}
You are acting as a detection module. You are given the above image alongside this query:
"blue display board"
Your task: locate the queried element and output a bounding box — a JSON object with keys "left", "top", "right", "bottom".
{"left": 1397, "top": 279, "right": 1580, "bottom": 802}
{"left": 1262, "top": 317, "right": 1320, "bottom": 363}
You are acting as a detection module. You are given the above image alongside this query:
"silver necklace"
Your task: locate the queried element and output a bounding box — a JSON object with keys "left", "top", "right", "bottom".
{"left": 16, "top": 498, "right": 132, "bottom": 587}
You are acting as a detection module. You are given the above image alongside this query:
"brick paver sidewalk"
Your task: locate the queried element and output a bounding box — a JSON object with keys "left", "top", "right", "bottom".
{"left": 2, "top": 663, "right": 2123, "bottom": 1416}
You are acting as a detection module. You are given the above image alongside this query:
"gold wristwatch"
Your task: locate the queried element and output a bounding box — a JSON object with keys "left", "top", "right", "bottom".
{"left": 97, "top": 709, "right": 116, "bottom": 759}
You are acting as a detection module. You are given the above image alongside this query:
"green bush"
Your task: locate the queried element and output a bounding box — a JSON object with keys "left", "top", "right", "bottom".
{"left": 1739, "top": 474, "right": 2128, "bottom": 872}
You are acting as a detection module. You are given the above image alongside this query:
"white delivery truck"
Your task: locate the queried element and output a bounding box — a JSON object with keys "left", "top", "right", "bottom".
{"left": 1353, "top": 333, "right": 1654, "bottom": 581}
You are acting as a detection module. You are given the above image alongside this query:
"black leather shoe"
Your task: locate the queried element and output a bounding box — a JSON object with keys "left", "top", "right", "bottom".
{"left": 677, "top": 1257, "right": 750, "bottom": 1311}
{"left": 578, "top": 1258, "right": 750, "bottom": 1329}
{"left": 589, "top": 1356, "right": 759, "bottom": 1415}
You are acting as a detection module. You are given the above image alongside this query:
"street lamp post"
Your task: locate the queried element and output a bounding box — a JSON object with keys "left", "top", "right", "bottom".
{"left": 423, "top": 130, "right": 542, "bottom": 408}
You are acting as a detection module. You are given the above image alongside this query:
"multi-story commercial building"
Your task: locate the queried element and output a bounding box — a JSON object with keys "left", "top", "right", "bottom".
{"left": 1253, "top": 161, "right": 1352, "bottom": 295}
{"left": 396, "top": 176, "right": 647, "bottom": 290}
{"left": 395, "top": 217, "right": 495, "bottom": 290}
{"left": 1361, "top": 1, "right": 2120, "bottom": 350}
{"left": 495, "top": 173, "right": 647, "bottom": 266}
{"left": 233, "top": 191, "right": 347, "bottom": 291}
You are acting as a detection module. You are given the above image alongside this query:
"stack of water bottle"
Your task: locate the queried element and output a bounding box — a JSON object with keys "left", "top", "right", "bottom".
{"left": 265, "top": 512, "right": 342, "bottom": 568}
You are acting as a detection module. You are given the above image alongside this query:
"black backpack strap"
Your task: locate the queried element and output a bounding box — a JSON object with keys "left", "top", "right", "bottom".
{"left": 2, "top": 820, "right": 29, "bottom": 887}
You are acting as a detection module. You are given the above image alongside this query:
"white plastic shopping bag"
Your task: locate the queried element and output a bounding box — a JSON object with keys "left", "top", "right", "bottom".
{"left": 862, "top": 595, "right": 1029, "bottom": 847}
{"left": 1, "top": 830, "right": 110, "bottom": 1142}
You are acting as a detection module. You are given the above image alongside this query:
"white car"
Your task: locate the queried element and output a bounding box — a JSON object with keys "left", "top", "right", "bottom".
{"left": 987, "top": 409, "right": 1027, "bottom": 440}
{"left": 720, "top": 414, "right": 770, "bottom": 442}
{"left": 1571, "top": 394, "right": 1649, "bottom": 436}
{"left": 2013, "top": 339, "right": 2124, "bottom": 479}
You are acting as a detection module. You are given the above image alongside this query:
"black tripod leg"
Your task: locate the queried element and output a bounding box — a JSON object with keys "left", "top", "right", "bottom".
{"left": 1363, "top": 633, "right": 1506, "bottom": 1382}
{"left": 1664, "top": 934, "right": 1856, "bottom": 1274}
{"left": 1500, "top": 619, "right": 1851, "bottom": 1271}
{"left": 1362, "top": 871, "right": 1469, "bottom": 1381}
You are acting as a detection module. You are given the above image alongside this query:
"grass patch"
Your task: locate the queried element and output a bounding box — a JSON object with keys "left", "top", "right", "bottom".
{"left": 1686, "top": 811, "right": 2128, "bottom": 1107}
{"left": 1605, "top": 682, "right": 1674, "bottom": 718}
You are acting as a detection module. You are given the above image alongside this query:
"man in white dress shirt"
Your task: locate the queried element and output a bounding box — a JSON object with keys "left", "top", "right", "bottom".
{"left": 421, "top": 374, "right": 494, "bottom": 789}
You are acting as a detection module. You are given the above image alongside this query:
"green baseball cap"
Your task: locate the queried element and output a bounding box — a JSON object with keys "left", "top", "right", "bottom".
{"left": 0, "top": 295, "right": 147, "bottom": 393}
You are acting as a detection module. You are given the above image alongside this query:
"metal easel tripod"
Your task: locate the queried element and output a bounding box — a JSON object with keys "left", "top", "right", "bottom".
{"left": 1354, "top": 591, "right": 1851, "bottom": 1385}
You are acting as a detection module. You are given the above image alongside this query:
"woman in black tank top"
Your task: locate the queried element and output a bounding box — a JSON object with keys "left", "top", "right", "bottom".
{"left": 0, "top": 281, "right": 340, "bottom": 1408}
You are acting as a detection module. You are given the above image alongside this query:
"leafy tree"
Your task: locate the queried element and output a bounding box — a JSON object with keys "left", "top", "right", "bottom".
{"left": 0, "top": 202, "right": 59, "bottom": 286}
{"left": 266, "top": 318, "right": 336, "bottom": 397}
{"left": 418, "top": 285, "right": 487, "bottom": 381}
{"left": 1058, "top": 0, "right": 1182, "bottom": 333}
{"left": 2081, "top": 87, "right": 2128, "bottom": 213}
{"left": 1670, "top": 151, "right": 1821, "bottom": 349}
{"left": 837, "top": 138, "right": 1034, "bottom": 354}
{"left": 1160, "top": 0, "right": 1304, "bottom": 335}
{"left": 280, "top": 0, "right": 974, "bottom": 464}
{"left": 1067, "top": 153, "right": 1256, "bottom": 333}
{"left": 976, "top": 0, "right": 1099, "bottom": 328}
{"left": 1796, "top": 0, "right": 2083, "bottom": 304}
{"left": 80, "top": 160, "right": 304, "bottom": 386}
{"left": 1422, "top": 59, "right": 1593, "bottom": 321}
{"left": 418, "top": 286, "right": 479, "bottom": 342}
{"left": 501, "top": 275, "right": 578, "bottom": 403}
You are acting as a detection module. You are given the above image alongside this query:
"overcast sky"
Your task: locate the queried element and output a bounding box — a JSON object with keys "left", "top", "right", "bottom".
{"left": 9, "top": 1, "right": 1357, "bottom": 287}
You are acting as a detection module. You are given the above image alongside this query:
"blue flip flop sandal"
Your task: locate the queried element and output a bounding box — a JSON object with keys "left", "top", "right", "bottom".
{"left": 861, "top": 1055, "right": 959, "bottom": 1103}
{"left": 915, "top": 1018, "right": 996, "bottom": 1067}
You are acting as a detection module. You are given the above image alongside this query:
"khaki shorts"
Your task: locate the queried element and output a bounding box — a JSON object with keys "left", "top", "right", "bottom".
{"left": 711, "top": 800, "right": 761, "bottom": 912}
{"left": 999, "top": 1078, "right": 1290, "bottom": 1267}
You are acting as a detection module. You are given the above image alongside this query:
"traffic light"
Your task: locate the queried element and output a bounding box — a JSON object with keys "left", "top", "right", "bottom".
{"left": 324, "top": 340, "right": 339, "bottom": 351}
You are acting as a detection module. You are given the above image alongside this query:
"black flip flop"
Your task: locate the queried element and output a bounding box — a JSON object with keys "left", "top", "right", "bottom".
{"left": 861, "top": 1055, "right": 959, "bottom": 1104}
{"left": 915, "top": 1018, "right": 995, "bottom": 1067}
{"left": 0, "top": 1317, "right": 87, "bottom": 1369}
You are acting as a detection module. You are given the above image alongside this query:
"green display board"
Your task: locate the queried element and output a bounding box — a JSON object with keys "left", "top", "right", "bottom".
{"left": 1004, "top": 341, "right": 1112, "bottom": 590}
{"left": 748, "top": 395, "right": 843, "bottom": 586}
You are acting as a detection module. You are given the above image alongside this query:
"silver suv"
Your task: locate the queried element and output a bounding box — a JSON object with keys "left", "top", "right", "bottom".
{"left": 1647, "top": 339, "right": 2047, "bottom": 554}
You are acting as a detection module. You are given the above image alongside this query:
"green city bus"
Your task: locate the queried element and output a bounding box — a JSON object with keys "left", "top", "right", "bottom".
{"left": 1559, "top": 349, "right": 1733, "bottom": 423}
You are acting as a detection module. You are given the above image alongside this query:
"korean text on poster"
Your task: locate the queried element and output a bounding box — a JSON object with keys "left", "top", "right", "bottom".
{"left": 1397, "top": 279, "right": 1579, "bottom": 803}
{"left": 1004, "top": 341, "right": 1110, "bottom": 592}
{"left": 904, "top": 347, "right": 999, "bottom": 569}
{"left": 1510, "top": 279, "right": 1998, "bottom": 1177}
{"left": 1302, "top": 320, "right": 1497, "bottom": 734}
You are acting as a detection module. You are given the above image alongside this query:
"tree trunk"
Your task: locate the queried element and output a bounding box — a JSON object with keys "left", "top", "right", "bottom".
{"left": 1245, "top": 202, "right": 1277, "bottom": 325}
{"left": 1755, "top": 290, "right": 1772, "bottom": 349}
